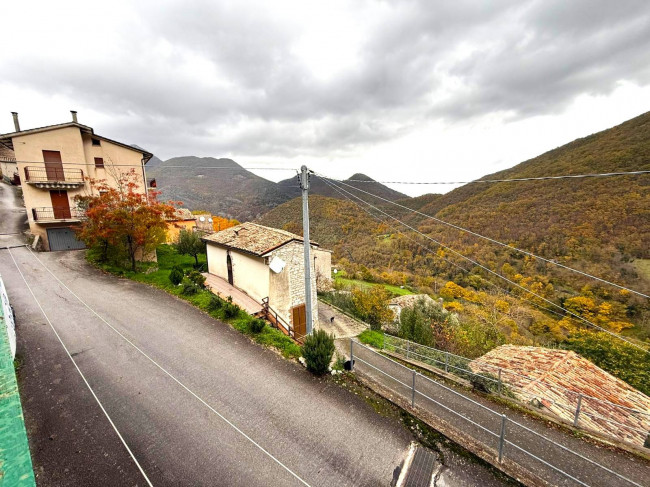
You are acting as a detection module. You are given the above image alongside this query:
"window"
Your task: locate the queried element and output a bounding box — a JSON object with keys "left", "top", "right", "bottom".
{"left": 91, "top": 138, "right": 101, "bottom": 146}
{"left": 94, "top": 157, "right": 104, "bottom": 168}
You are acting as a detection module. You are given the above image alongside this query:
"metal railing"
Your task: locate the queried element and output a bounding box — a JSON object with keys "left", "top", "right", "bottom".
{"left": 350, "top": 340, "right": 645, "bottom": 487}
{"left": 382, "top": 335, "right": 650, "bottom": 449}
{"left": 31, "top": 207, "right": 85, "bottom": 221}
{"left": 24, "top": 166, "right": 84, "bottom": 183}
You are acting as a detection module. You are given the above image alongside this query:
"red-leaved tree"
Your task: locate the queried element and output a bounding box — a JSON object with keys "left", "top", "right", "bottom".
{"left": 75, "top": 170, "right": 178, "bottom": 271}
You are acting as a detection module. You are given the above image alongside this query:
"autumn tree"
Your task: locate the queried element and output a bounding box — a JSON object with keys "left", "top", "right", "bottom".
{"left": 75, "top": 170, "right": 177, "bottom": 271}
{"left": 351, "top": 286, "right": 393, "bottom": 330}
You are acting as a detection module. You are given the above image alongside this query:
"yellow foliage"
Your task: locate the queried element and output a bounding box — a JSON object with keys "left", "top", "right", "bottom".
{"left": 444, "top": 301, "right": 464, "bottom": 313}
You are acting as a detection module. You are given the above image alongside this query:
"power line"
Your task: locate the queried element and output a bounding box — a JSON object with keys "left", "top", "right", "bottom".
{"left": 14, "top": 159, "right": 297, "bottom": 171}
{"left": 346, "top": 170, "right": 650, "bottom": 185}
{"left": 324, "top": 175, "right": 650, "bottom": 300}
{"left": 318, "top": 176, "right": 568, "bottom": 321}
{"left": 316, "top": 174, "right": 649, "bottom": 353}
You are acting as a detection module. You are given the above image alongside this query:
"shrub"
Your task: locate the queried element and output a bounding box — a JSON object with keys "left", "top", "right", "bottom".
{"left": 223, "top": 301, "right": 240, "bottom": 319}
{"left": 249, "top": 318, "right": 266, "bottom": 333}
{"left": 207, "top": 294, "right": 223, "bottom": 312}
{"left": 169, "top": 267, "right": 184, "bottom": 286}
{"left": 187, "top": 270, "right": 206, "bottom": 288}
{"left": 181, "top": 278, "right": 199, "bottom": 295}
{"left": 301, "top": 329, "right": 335, "bottom": 375}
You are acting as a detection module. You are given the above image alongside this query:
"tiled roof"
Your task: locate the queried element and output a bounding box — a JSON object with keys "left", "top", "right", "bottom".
{"left": 470, "top": 345, "right": 650, "bottom": 447}
{"left": 170, "top": 208, "right": 195, "bottom": 221}
{"left": 203, "top": 222, "right": 319, "bottom": 256}
{"left": 0, "top": 143, "right": 15, "bottom": 162}
{"left": 389, "top": 294, "right": 437, "bottom": 308}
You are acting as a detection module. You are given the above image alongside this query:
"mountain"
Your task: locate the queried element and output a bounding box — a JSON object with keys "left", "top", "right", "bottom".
{"left": 259, "top": 111, "right": 650, "bottom": 343}
{"left": 146, "top": 156, "right": 409, "bottom": 221}
{"left": 277, "top": 172, "right": 408, "bottom": 201}
{"left": 147, "top": 156, "right": 292, "bottom": 221}
{"left": 412, "top": 111, "right": 650, "bottom": 268}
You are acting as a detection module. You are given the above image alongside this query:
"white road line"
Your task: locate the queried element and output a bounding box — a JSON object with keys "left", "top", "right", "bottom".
{"left": 7, "top": 248, "right": 154, "bottom": 487}
{"left": 26, "top": 248, "right": 311, "bottom": 487}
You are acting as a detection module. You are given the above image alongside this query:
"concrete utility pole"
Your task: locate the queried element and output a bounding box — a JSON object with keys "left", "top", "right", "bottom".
{"left": 300, "top": 165, "right": 313, "bottom": 336}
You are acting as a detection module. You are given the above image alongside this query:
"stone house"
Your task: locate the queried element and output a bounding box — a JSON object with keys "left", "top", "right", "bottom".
{"left": 0, "top": 111, "right": 152, "bottom": 251}
{"left": 388, "top": 294, "right": 442, "bottom": 322}
{"left": 203, "top": 222, "right": 331, "bottom": 338}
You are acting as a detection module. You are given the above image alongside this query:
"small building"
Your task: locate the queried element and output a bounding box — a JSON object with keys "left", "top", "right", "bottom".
{"left": 203, "top": 222, "right": 331, "bottom": 338}
{"left": 166, "top": 208, "right": 196, "bottom": 243}
{"left": 388, "top": 294, "right": 441, "bottom": 321}
{"left": 469, "top": 345, "right": 650, "bottom": 447}
{"left": 0, "top": 111, "right": 152, "bottom": 251}
{"left": 0, "top": 142, "right": 18, "bottom": 184}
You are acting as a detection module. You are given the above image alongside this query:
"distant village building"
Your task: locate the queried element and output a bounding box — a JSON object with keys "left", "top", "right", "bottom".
{"left": 469, "top": 345, "right": 650, "bottom": 448}
{"left": 166, "top": 208, "right": 196, "bottom": 243}
{"left": 0, "top": 111, "right": 152, "bottom": 251}
{"left": 388, "top": 294, "right": 441, "bottom": 321}
{"left": 203, "top": 222, "right": 331, "bottom": 338}
{"left": 195, "top": 214, "right": 218, "bottom": 234}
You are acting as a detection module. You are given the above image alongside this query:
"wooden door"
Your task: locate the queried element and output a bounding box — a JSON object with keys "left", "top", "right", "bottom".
{"left": 43, "top": 150, "right": 64, "bottom": 181}
{"left": 50, "top": 190, "right": 71, "bottom": 219}
{"left": 227, "top": 253, "right": 234, "bottom": 285}
{"left": 291, "top": 304, "right": 307, "bottom": 340}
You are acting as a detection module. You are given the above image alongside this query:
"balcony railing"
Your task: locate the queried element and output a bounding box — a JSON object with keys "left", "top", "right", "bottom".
{"left": 31, "top": 207, "right": 85, "bottom": 222}
{"left": 24, "top": 166, "right": 85, "bottom": 188}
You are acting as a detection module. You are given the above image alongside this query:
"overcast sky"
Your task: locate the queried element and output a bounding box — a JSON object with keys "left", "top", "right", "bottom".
{"left": 2, "top": 0, "right": 650, "bottom": 195}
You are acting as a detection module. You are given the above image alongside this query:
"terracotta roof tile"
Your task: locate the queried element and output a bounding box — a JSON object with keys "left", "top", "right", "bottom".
{"left": 203, "top": 222, "right": 318, "bottom": 256}
{"left": 469, "top": 345, "right": 650, "bottom": 447}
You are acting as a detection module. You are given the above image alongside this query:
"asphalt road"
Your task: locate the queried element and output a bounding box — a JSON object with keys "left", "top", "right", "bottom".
{"left": 0, "top": 184, "right": 414, "bottom": 486}
{"left": 2, "top": 246, "right": 420, "bottom": 486}
{"left": 0, "top": 182, "right": 27, "bottom": 247}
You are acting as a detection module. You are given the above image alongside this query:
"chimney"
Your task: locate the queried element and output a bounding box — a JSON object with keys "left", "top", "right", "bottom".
{"left": 71, "top": 110, "right": 78, "bottom": 123}
{"left": 11, "top": 112, "right": 20, "bottom": 132}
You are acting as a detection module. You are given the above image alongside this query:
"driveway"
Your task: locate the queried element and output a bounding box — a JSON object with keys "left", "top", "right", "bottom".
{"left": 0, "top": 182, "right": 27, "bottom": 247}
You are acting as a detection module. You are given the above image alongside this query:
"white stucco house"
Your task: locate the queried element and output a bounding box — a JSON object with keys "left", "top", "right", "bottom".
{"left": 203, "top": 222, "right": 331, "bottom": 338}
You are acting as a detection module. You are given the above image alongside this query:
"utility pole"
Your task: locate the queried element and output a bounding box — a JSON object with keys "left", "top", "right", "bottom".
{"left": 300, "top": 165, "right": 313, "bottom": 336}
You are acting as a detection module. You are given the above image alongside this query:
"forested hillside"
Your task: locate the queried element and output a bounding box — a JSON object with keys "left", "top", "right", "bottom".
{"left": 147, "top": 156, "right": 291, "bottom": 221}
{"left": 259, "top": 112, "right": 650, "bottom": 359}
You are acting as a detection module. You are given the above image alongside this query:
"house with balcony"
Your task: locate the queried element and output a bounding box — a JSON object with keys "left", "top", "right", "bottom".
{"left": 0, "top": 111, "right": 152, "bottom": 251}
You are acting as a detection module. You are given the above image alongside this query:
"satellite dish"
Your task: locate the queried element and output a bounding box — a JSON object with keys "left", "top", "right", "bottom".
{"left": 199, "top": 216, "right": 206, "bottom": 222}
{"left": 208, "top": 218, "right": 213, "bottom": 223}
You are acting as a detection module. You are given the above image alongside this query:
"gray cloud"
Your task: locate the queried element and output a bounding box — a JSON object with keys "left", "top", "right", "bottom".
{"left": 2, "top": 0, "right": 650, "bottom": 160}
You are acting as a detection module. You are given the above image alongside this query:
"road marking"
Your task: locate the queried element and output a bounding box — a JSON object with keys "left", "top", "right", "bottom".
{"left": 26, "top": 248, "right": 311, "bottom": 487}
{"left": 7, "top": 248, "right": 154, "bottom": 487}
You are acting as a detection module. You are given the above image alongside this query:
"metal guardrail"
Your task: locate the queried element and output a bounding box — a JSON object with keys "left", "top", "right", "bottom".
{"left": 24, "top": 166, "right": 84, "bottom": 183}
{"left": 350, "top": 339, "right": 645, "bottom": 487}
{"left": 31, "top": 207, "right": 85, "bottom": 221}
{"left": 382, "top": 335, "right": 650, "bottom": 448}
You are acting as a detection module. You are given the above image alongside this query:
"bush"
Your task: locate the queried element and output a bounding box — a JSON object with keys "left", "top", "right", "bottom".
{"left": 301, "top": 329, "right": 335, "bottom": 375}
{"left": 207, "top": 294, "right": 223, "bottom": 312}
{"left": 223, "top": 301, "right": 240, "bottom": 319}
{"left": 249, "top": 319, "right": 266, "bottom": 333}
{"left": 187, "top": 270, "right": 206, "bottom": 288}
{"left": 181, "top": 278, "right": 199, "bottom": 295}
{"left": 169, "top": 267, "right": 184, "bottom": 286}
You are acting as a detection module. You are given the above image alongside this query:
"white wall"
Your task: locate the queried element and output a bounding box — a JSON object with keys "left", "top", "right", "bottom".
{"left": 206, "top": 243, "right": 270, "bottom": 302}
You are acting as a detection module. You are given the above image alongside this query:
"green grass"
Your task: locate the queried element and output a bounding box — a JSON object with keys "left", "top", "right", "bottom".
{"left": 334, "top": 276, "right": 414, "bottom": 296}
{"left": 358, "top": 329, "right": 385, "bottom": 349}
{"left": 89, "top": 245, "right": 301, "bottom": 359}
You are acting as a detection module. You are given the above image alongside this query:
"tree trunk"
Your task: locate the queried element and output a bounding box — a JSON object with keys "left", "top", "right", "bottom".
{"left": 194, "top": 253, "right": 199, "bottom": 266}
